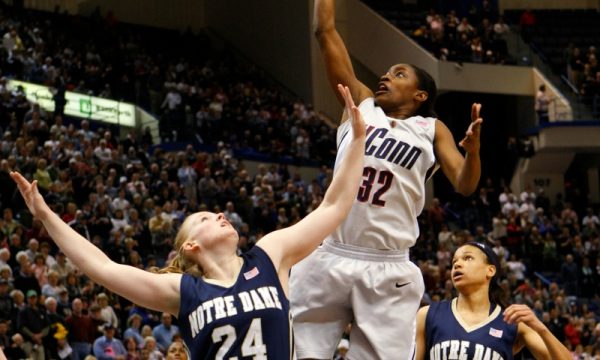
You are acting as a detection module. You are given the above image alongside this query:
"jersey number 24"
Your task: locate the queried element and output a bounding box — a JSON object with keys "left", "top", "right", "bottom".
{"left": 212, "top": 318, "right": 267, "bottom": 359}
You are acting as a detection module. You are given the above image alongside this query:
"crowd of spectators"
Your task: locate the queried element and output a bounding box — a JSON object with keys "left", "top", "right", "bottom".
{"left": 410, "top": 1, "right": 514, "bottom": 65}
{"left": 0, "top": 3, "right": 337, "bottom": 166}
{"left": 0, "top": 2, "right": 599, "bottom": 360}
{"left": 566, "top": 44, "right": 600, "bottom": 112}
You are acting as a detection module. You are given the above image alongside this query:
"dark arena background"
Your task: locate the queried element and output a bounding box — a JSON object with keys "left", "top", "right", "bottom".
{"left": 0, "top": 0, "right": 599, "bottom": 358}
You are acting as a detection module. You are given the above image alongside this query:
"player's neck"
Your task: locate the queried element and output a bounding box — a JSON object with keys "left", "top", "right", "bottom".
{"left": 201, "top": 253, "right": 243, "bottom": 286}
{"left": 456, "top": 290, "right": 491, "bottom": 316}
{"left": 385, "top": 108, "right": 414, "bottom": 120}
{"left": 379, "top": 100, "right": 418, "bottom": 120}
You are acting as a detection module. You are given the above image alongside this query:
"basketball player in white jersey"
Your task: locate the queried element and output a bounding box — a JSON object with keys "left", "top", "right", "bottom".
{"left": 289, "top": 1, "right": 483, "bottom": 359}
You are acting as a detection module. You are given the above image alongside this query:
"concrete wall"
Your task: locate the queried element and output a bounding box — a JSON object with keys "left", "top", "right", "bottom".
{"left": 511, "top": 153, "right": 575, "bottom": 206}
{"left": 513, "top": 124, "right": 600, "bottom": 203}
{"left": 538, "top": 126, "right": 600, "bottom": 150}
{"left": 205, "top": 0, "right": 313, "bottom": 103}
{"left": 438, "top": 62, "right": 533, "bottom": 96}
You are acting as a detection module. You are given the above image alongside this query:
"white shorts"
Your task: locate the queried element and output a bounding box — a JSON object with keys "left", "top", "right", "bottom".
{"left": 290, "top": 240, "right": 425, "bottom": 360}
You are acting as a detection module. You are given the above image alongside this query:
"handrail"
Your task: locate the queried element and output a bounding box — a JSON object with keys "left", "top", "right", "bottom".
{"left": 560, "top": 75, "right": 580, "bottom": 95}
{"left": 533, "top": 271, "right": 553, "bottom": 286}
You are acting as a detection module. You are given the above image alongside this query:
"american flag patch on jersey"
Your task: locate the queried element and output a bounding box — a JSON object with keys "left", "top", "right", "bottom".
{"left": 244, "top": 267, "right": 260, "bottom": 280}
{"left": 489, "top": 327, "right": 503, "bottom": 338}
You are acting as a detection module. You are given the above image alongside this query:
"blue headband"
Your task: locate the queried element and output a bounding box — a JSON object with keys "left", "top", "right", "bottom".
{"left": 462, "top": 241, "right": 502, "bottom": 278}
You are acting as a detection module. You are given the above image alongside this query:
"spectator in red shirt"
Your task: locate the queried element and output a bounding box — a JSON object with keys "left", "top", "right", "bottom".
{"left": 65, "top": 298, "right": 96, "bottom": 360}
{"left": 519, "top": 9, "right": 536, "bottom": 43}
{"left": 563, "top": 315, "right": 582, "bottom": 347}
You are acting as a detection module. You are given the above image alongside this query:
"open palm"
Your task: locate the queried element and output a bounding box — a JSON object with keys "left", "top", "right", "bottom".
{"left": 459, "top": 103, "right": 483, "bottom": 154}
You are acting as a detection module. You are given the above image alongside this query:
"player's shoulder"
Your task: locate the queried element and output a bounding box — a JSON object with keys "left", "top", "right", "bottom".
{"left": 417, "top": 305, "right": 431, "bottom": 322}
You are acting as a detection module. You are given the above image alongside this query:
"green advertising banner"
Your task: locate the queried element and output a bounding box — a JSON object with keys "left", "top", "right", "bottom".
{"left": 7, "top": 80, "right": 136, "bottom": 127}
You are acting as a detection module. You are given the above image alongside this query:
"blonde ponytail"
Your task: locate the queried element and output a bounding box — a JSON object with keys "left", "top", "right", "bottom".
{"left": 151, "top": 251, "right": 203, "bottom": 277}
{"left": 149, "top": 213, "right": 203, "bottom": 277}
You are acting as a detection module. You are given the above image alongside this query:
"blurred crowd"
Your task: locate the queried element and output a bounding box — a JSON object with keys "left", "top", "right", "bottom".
{"left": 410, "top": 1, "right": 514, "bottom": 65}
{"left": 567, "top": 44, "right": 600, "bottom": 110}
{"left": 0, "top": 3, "right": 337, "bottom": 166}
{"left": 0, "top": 2, "right": 599, "bottom": 360}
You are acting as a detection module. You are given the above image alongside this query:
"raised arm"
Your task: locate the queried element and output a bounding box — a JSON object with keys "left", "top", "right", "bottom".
{"left": 259, "top": 84, "right": 365, "bottom": 271}
{"left": 434, "top": 103, "right": 482, "bottom": 196}
{"left": 314, "top": 0, "right": 372, "bottom": 108}
{"left": 505, "top": 304, "right": 571, "bottom": 360}
{"left": 10, "top": 172, "right": 181, "bottom": 316}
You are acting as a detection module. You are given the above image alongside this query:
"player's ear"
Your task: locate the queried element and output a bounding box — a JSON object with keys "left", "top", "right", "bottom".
{"left": 182, "top": 241, "right": 200, "bottom": 253}
{"left": 486, "top": 264, "right": 496, "bottom": 280}
{"left": 414, "top": 90, "right": 428, "bottom": 104}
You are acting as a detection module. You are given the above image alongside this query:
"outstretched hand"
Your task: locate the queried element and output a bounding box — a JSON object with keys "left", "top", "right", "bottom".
{"left": 10, "top": 171, "right": 50, "bottom": 220}
{"left": 337, "top": 84, "right": 366, "bottom": 139}
{"left": 503, "top": 304, "right": 545, "bottom": 333}
{"left": 458, "top": 103, "right": 483, "bottom": 154}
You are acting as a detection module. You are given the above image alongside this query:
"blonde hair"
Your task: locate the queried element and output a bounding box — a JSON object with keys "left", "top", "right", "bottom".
{"left": 152, "top": 215, "right": 203, "bottom": 277}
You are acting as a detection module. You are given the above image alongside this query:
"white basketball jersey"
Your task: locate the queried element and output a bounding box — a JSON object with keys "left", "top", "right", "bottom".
{"left": 330, "top": 97, "right": 437, "bottom": 250}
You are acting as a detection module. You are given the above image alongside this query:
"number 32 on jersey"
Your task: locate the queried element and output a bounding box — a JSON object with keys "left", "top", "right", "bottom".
{"left": 357, "top": 167, "right": 393, "bottom": 206}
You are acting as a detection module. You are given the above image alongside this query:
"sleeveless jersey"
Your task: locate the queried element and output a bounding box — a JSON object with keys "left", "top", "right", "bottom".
{"left": 330, "top": 97, "right": 437, "bottom": 250}
{"left": 178, "top": 246, "right": 294, "bottom": 359}
{"left": 425, "top": 299, "right": 518, "bottom": 360}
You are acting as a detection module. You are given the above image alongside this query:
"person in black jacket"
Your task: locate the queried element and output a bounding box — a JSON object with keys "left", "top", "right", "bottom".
{"left": 18, "top": 290, "right": 49, "bottom": 360}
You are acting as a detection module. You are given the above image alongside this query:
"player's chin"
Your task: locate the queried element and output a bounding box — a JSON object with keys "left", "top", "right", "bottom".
{"left": 374, "top": 92, "right": 387, "bottom": 104}
{"left": 452, "top": 276, "right": 467, "bottom": 288}
{"left": 374, "top": 93, "right": 396, "bottom": 110}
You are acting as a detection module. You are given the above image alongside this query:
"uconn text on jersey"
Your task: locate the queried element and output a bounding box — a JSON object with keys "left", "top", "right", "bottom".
{"left": 365, "top": 125, "right": 422, "bottom": 170}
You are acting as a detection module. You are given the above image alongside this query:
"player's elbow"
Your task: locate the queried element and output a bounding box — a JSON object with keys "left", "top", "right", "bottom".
{"left": 454, "top": 177, "right": 477, "bottom": 196}
{"left": 456, "top": 185, "right": 477, "bottom": 197}
{"left": 314, "top": 25, "right": 335, "bottom": 42}
{"left": 314, "top": 28, "right": 326, "bottom": 42}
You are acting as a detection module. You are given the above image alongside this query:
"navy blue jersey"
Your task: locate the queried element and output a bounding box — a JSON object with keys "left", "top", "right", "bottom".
{"left": 425, "top": 299, "right": 518, "bottom": 360}
{"left": 178, "top": 246, "right": 294, "bottom": 359}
